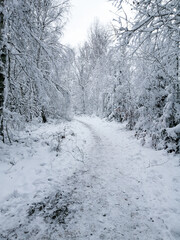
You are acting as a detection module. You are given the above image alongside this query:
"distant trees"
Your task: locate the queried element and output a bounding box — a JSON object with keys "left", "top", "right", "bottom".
{"left": 87, "top": 22, "right": 112, "bottom": 115}
{"left": 73, "top": 21, "right": 112, "bottom": 115}
{"left": 74, "top": 41, "right": 92, "bottom": 114}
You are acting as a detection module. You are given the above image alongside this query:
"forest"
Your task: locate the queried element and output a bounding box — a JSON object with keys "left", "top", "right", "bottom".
{"left": 0, "top": 0, "right": 179, "bottom": 153}
{"left": 0, "top": 0, "right": 180, "bottom": 239}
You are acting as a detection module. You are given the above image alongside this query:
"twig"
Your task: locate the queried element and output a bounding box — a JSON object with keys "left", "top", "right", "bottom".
{"left": 146, "top": 159, "right": 170, "bottom": 168}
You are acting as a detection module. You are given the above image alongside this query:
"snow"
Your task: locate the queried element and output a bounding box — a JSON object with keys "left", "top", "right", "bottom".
{"left": 0, "top": 116, "right": 180, "bottom": 239}
{"left": 167, "top": 124, "right": 180, "bottom": 136}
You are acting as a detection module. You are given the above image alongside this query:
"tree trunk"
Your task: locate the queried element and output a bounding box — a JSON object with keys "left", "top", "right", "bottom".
{"left": 176, "top": 2, "right": 180, "bottom": 105}
{"left": 0, "top": 0, "right": 6, "bottom": 141}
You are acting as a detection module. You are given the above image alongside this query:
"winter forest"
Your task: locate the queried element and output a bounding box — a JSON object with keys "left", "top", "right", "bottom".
{"left": 0, "top": 0, "right": 180, "bottom": 239}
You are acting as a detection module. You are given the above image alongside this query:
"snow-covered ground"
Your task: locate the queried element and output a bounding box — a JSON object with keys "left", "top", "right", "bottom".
{"left": 0, "top": 116, "right": 179, "bottom": 239}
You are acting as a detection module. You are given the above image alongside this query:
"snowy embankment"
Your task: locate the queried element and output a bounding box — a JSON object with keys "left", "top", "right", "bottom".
{"left": 0, "top": 116, "right": 179, "bottom": 239}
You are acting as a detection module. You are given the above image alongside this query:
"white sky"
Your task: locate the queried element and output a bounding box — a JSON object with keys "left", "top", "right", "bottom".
{"left": 62, "top": 0, "right": 116, "bottom": 47}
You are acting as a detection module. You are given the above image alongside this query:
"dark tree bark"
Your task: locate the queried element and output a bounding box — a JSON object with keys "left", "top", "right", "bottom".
{"left": 0, "top": 0, "right": 6, "bottom": 141}
{"left": 41, "top": 107, "right": 47, "bottom": 123}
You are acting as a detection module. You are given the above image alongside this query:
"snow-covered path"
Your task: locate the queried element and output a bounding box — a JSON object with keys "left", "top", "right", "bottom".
{"left": 65, "top": 117, "right": 180, "bottom": 240}
{"left": 0, "top": 116, "right": 180, "bottom": 240}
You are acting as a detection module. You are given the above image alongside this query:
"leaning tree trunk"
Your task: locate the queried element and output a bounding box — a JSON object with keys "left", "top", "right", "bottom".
{"left": 0, "top": 0, "right": 6, "bottom": 141}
